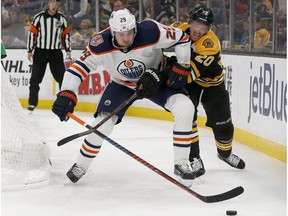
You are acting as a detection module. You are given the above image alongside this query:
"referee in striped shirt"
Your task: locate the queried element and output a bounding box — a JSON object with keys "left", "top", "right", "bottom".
{"left": 27, "top": 0, "right": 71, "bottom": 112}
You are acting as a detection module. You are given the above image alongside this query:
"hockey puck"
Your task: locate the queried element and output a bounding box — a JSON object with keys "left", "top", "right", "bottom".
{"left": 226, "top": 210, "right": 237, "bottom": 215}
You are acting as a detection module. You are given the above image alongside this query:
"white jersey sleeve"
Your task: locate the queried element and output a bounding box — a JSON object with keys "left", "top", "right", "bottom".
{"left": 151, "top": 20, "right": 191, "bottom": 65}
{"left": 61, "top": 20, "right": 191, "bottom": 92}
{"left": 61, "top": 46, "right": 102, "bottom": 92}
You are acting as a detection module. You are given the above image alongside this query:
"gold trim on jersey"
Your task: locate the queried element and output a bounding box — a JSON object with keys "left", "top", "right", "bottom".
{"left": 170, "top": 22, "right": 189, "bottom": 31}
{"left": 195, "top": 74, "right": 224, "bottom": 87}
{"left": 171, "top": 22, "right": 225, "bottom": 87}
{"left": 192, "top": 31, "right": 224, "bottom": 87}
{"left": 189, "top": 60, "right": 201, "bottom": 81}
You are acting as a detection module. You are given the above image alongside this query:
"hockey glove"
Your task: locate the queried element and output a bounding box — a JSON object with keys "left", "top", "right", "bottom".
{"left": 52, "top": 90, "right": 78, "bottom": 121}
{"left": 164, "top": 62, "right": 191, "bottom": 89}
{"left": 166, "top": 55, "right": 177, "bottom": 66}
{"left": 136, "top": 68, "right": 165, "bottom": 98}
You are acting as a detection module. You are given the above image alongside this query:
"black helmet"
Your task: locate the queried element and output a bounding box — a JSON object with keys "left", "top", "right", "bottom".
{"left": 189, "top": 6, "right": 214, "bottom": 26}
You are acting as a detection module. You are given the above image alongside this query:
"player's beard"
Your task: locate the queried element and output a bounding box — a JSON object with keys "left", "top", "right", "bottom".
{"left": 113, "top": 38, "right": 133, "bottom": 49}
{"left": 118, "top": 41, "right": 132, "bottom": 48}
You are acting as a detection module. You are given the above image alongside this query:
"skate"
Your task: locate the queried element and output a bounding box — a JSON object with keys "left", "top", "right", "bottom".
{"left": 174, "top": 159, "right": 194, "bottom": 187}
{"left": 27, "top": 105, "right": 35, "bottom": 114}
{"left": 66, "top": 163, "right": 86, "bottom": 183}
{"left": 218, "top": 153, "right": 245, "bottom": 169}
{"left": 190, "top": 157, "right": 206, "bottom": 179}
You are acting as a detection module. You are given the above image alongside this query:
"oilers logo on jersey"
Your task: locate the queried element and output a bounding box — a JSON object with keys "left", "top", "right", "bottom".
{"left": 117, "top": 59, "right": 146, "bottom": 79}
{"left": 62, "top": 19, "right": 191, "bottom": 89}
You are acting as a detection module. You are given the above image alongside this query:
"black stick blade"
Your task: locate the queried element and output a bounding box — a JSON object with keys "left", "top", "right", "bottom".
{"left": 57, "top": 129, "right": 93, "bottom": 146}
{"left": 201, "top": 186, "right": 244, "bottom": 203}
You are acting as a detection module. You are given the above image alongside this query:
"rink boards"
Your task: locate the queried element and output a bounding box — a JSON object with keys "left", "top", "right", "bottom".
{"left": 1, "top": 49, "right": 287, "bottom": 162}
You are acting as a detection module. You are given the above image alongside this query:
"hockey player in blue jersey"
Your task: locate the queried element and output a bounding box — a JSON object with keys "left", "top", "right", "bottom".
{"left": 52, "top": 9, "right": 197, "bottom": 186}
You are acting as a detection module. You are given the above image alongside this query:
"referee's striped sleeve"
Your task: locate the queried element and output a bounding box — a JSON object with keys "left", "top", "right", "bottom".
{"left": 61, "top": 15, "right": 71, "bottom": 52}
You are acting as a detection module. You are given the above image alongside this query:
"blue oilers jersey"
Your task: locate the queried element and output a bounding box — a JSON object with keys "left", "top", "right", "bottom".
{"left": 62, "top": 19, "right": 191, "bottom": 91}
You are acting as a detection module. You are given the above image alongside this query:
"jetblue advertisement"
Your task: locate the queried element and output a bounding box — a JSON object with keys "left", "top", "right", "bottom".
{"left": 1, "top": 50, "right": 287, "bottom": 147}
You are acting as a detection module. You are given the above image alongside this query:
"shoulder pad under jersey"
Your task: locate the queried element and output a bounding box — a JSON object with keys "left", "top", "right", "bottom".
{"left": 194, "top": 30, "right": 220, "bottom": 55}
{"left": 88, "top": 30, "right": 116, "bottom": 54}
{"left": 170, "top": 22, "right": 189, "bottom": 32}
{"left": 131, "top": 20, "right": 160, "bottom": 48}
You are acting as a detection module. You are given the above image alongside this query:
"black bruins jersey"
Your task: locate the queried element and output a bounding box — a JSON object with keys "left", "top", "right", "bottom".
{"left": 170, "top": 22, "right": 224, "bottom": 87}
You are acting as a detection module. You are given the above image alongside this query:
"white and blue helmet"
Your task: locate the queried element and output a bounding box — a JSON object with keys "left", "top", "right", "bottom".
{"left": 109, "top": 8, "right": 137, "bottom": 35}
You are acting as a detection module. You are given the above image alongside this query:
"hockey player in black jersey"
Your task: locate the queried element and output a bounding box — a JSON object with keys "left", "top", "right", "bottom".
{"left": 170, "top": 6, "right": 245, "bottom": 179}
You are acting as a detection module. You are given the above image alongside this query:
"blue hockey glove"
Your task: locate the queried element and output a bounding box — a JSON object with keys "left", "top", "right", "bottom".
{"left": 52, "top": 90, "right": 77, "bottom": 121}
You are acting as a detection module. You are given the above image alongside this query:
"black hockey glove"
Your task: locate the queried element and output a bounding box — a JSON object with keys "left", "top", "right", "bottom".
{"left": 164, "top": 62, "right": 191, "bottom": 89}
{"left": 136, "top": 68, "right": 165, "bottom": 98}
{"left": 52, "top": 90, "right": 77, "bottom": 121}
{"left": 166, "top": 55, "right": 177, "bottom": 66}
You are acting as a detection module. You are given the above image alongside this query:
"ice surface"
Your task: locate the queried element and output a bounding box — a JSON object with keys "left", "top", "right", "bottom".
{"left": 1, "top": 110, "right": 286, "bottom": 216}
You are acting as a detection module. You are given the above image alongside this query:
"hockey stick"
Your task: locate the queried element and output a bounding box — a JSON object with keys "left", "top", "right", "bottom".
{"left": 57, "top": 91, "right": 138, "bottom": 146}
{"left": 66, "top": 112, "right": 244, "bottom": 203}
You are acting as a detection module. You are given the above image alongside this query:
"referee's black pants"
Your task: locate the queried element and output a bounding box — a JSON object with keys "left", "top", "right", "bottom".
{"left": 29, "top": 48, "right": 65, "bottom": 107}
